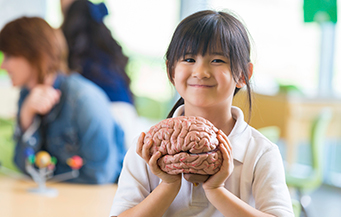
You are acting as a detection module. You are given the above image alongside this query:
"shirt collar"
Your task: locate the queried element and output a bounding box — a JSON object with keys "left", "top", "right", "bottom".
{"left": 172, "top": 105, "right": 250, "bottom": 163}
{"left": 228, "top": 106, "right": 250, "bottom": 163}
{"left": 172, "top": 105, "right": 185, "bottom": 117}
{"left": 52, "top": 72, "right": 65, "bottom": 90}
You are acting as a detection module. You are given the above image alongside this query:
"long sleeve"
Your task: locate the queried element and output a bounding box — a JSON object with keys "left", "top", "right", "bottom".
{"left": 110, "top": 144, "right": 160, "bottom": 216}
{"left": 70, "top": 88, "right": 126, "bottom": 184}
{"left": 13, "top": 89, "right": 43, "bottom": 173}
{"left": 13, "top": 117, "right": 43, "bottom": 172}
{"left": 251, "top": 146, "right": 294, "bottom": 216}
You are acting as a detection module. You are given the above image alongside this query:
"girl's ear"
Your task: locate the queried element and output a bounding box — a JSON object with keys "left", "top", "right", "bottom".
{"left": 236, "top": 63, "right": 253, "bottom": 88}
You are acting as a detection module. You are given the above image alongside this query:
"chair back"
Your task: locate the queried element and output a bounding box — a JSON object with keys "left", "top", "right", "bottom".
{"left": 310, "top": 108, "right": 332, "bottom": 178}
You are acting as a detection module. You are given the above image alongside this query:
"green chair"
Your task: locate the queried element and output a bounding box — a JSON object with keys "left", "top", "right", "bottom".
{"left": 0, "top": 118, "right": 19, "bottom": 173}
{"left": 291, "top": 198, "right": 302, "bottom": 217}
{"left": 285, "top": 108, "right": 332, "bottom": 217}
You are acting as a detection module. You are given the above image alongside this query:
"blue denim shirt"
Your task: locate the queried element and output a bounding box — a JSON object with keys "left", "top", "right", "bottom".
{"left": 14, "top": 73, "right": 126, "bottom": 184}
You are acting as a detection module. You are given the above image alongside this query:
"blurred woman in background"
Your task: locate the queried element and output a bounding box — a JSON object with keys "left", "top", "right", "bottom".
{"left": 0, "top": 16, "right": 126, "bottom": 184}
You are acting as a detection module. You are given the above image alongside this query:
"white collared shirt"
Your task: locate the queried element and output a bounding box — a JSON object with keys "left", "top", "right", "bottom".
{"left": 110, "top": 105, "right": 294, "bottom": 217}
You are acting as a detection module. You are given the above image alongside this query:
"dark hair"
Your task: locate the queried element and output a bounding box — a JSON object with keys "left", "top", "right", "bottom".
{"left": 166, "top": 10, "right": 252, "bottom": 119}
{"left": 61, "top": 0, "right": 131, "bottom": 89}
{"left": 0, "top": 17, "right": 68, "bottom": 83}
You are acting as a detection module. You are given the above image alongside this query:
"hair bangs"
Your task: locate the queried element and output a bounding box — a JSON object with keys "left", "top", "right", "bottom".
{"left": 178, "top": 17, "right": 230, "bottom": 60}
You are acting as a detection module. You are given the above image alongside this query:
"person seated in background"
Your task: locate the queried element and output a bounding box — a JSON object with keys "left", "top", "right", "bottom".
{"left": 0, "top": 16, "right": 126, "bottom": 184}
{"left": 61, "top": 0, "right": 140, "bottom": 149}
{"left": 61, "top": 0, "right": 133, "bottom": 105}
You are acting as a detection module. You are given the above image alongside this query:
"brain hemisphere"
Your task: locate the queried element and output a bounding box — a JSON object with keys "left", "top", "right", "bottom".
{"left": 144, "top": 116, "right": 223, "bottom": 175}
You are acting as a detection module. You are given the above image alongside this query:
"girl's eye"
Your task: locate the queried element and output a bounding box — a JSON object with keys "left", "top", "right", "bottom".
{"left": 183, "top": 58, "right": 195, "bottom": 63}
{"left": 212, "top": 59, "right": 225, "bottom": 63}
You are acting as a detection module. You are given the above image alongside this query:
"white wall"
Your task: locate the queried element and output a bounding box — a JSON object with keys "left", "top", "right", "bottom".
{"left": 0, "top": 0, "right": 46, "bottom": 30}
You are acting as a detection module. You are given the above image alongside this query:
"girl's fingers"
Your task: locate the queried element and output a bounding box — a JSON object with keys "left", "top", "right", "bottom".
{"left": 218, "top": 133, "right": 234, "bottom": 174}
{"left": 219, "top": 136, "right": 230, "bottom": 158}
{"left": 217, "top": 134, "right": 233, "bottom": 175}
{"left": 218, "top": 130, "right": 229, "bottom": 145}
{"left": 149, "top": 151, "right": 162, "bottom": 174}
{"left": 218, "top": 130, "right": 232, "bottom": 154}
{"left": 142, "top": 139, "right": 153, "bottom": 160}
{"left": 217, "top": 136, "right": 231, "bottom": 156}
{"left": 136, "top": 133, "right": 165, "bottom": 178}
{"left": 136, "top": 132, "right": 145, "bottom": 156}
{"left": 136, "top": 132, "right": 155, "bottom": 163}
{"left": 149, "top": 151, "right": 181, "bottom": 184}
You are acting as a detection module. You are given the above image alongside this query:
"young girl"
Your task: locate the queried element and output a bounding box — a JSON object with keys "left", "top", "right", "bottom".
{"left": 0, "top": 17, "right": 126, "bottom": 184}
{"left": 110, "top": 10, "right": 294, "bottom": 216}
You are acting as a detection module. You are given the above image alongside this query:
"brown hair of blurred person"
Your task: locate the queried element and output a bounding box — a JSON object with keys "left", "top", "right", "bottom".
{"left": 0, "top": 16, "right": 69, "bottom": 84}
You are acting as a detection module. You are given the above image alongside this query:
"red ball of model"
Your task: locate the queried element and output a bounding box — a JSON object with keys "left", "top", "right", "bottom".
{"left": 67, "top": 155, "right": 83, "bottom": 170}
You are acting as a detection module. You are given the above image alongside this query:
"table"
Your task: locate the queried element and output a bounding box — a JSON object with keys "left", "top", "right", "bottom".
{"left": 233, "top": 92, "right": 341, "bottom": 165}
{"left": 0, "top": 175, "right": 117, "bottom": 217}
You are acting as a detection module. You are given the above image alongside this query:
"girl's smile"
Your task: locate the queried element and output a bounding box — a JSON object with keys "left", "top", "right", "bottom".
{"left": 187, "top": 83, "right": 216, "bottom": 88}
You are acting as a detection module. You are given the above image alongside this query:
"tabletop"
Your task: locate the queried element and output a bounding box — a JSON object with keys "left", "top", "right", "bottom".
{"left": 0, "top": 174, "right": 117, "bottom": 217}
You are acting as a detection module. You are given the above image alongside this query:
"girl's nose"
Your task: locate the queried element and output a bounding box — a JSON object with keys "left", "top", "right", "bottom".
{"left": 192, "top": 64, "right": 210, "bottom": 79}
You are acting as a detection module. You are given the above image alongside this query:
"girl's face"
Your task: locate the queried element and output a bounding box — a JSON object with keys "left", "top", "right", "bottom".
{"left": 173, "top": 52, "right": 241, "bottom": 109}
{"left": 0, "top": 54, "right": 37, "bottom": 88}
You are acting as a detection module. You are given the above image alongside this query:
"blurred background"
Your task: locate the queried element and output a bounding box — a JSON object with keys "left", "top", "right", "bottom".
{"left": 0, "top": 0, "right": 340, "bottom": 117}
{"left": 0, "top": 0, "right": 340, "bottom": 216}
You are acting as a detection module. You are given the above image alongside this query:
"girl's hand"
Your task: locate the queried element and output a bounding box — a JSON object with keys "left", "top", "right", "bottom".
{"left": 136, "top": 132, "right": 182, "bottom": 185}
{"left": 203, "top": 130, "right": 234, "bottom": 191}
{"left": 22, "top": 85, "right": 61, "bottom": 115}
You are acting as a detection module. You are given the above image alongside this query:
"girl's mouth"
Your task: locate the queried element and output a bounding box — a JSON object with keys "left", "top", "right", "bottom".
{"left": 188, "top": 84, "right": 215, "bottom": 88}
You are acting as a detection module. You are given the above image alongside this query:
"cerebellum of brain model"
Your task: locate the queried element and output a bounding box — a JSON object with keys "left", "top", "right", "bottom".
{"left": 144, "top": 116, "right": 222, "bottom": 183}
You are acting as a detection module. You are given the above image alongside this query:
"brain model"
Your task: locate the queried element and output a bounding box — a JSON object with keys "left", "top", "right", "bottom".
{"left": 144, "top": 116, "right": 222, "bottom": 183}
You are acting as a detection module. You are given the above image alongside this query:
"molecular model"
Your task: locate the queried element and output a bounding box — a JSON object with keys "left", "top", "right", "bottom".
{"left": 24, "top": 147, "right": 83, "bottom": 197}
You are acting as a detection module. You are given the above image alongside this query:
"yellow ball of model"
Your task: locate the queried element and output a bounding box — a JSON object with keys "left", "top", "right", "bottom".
{"left": 35, "top": 151, "right": 51, "bottom": 168}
